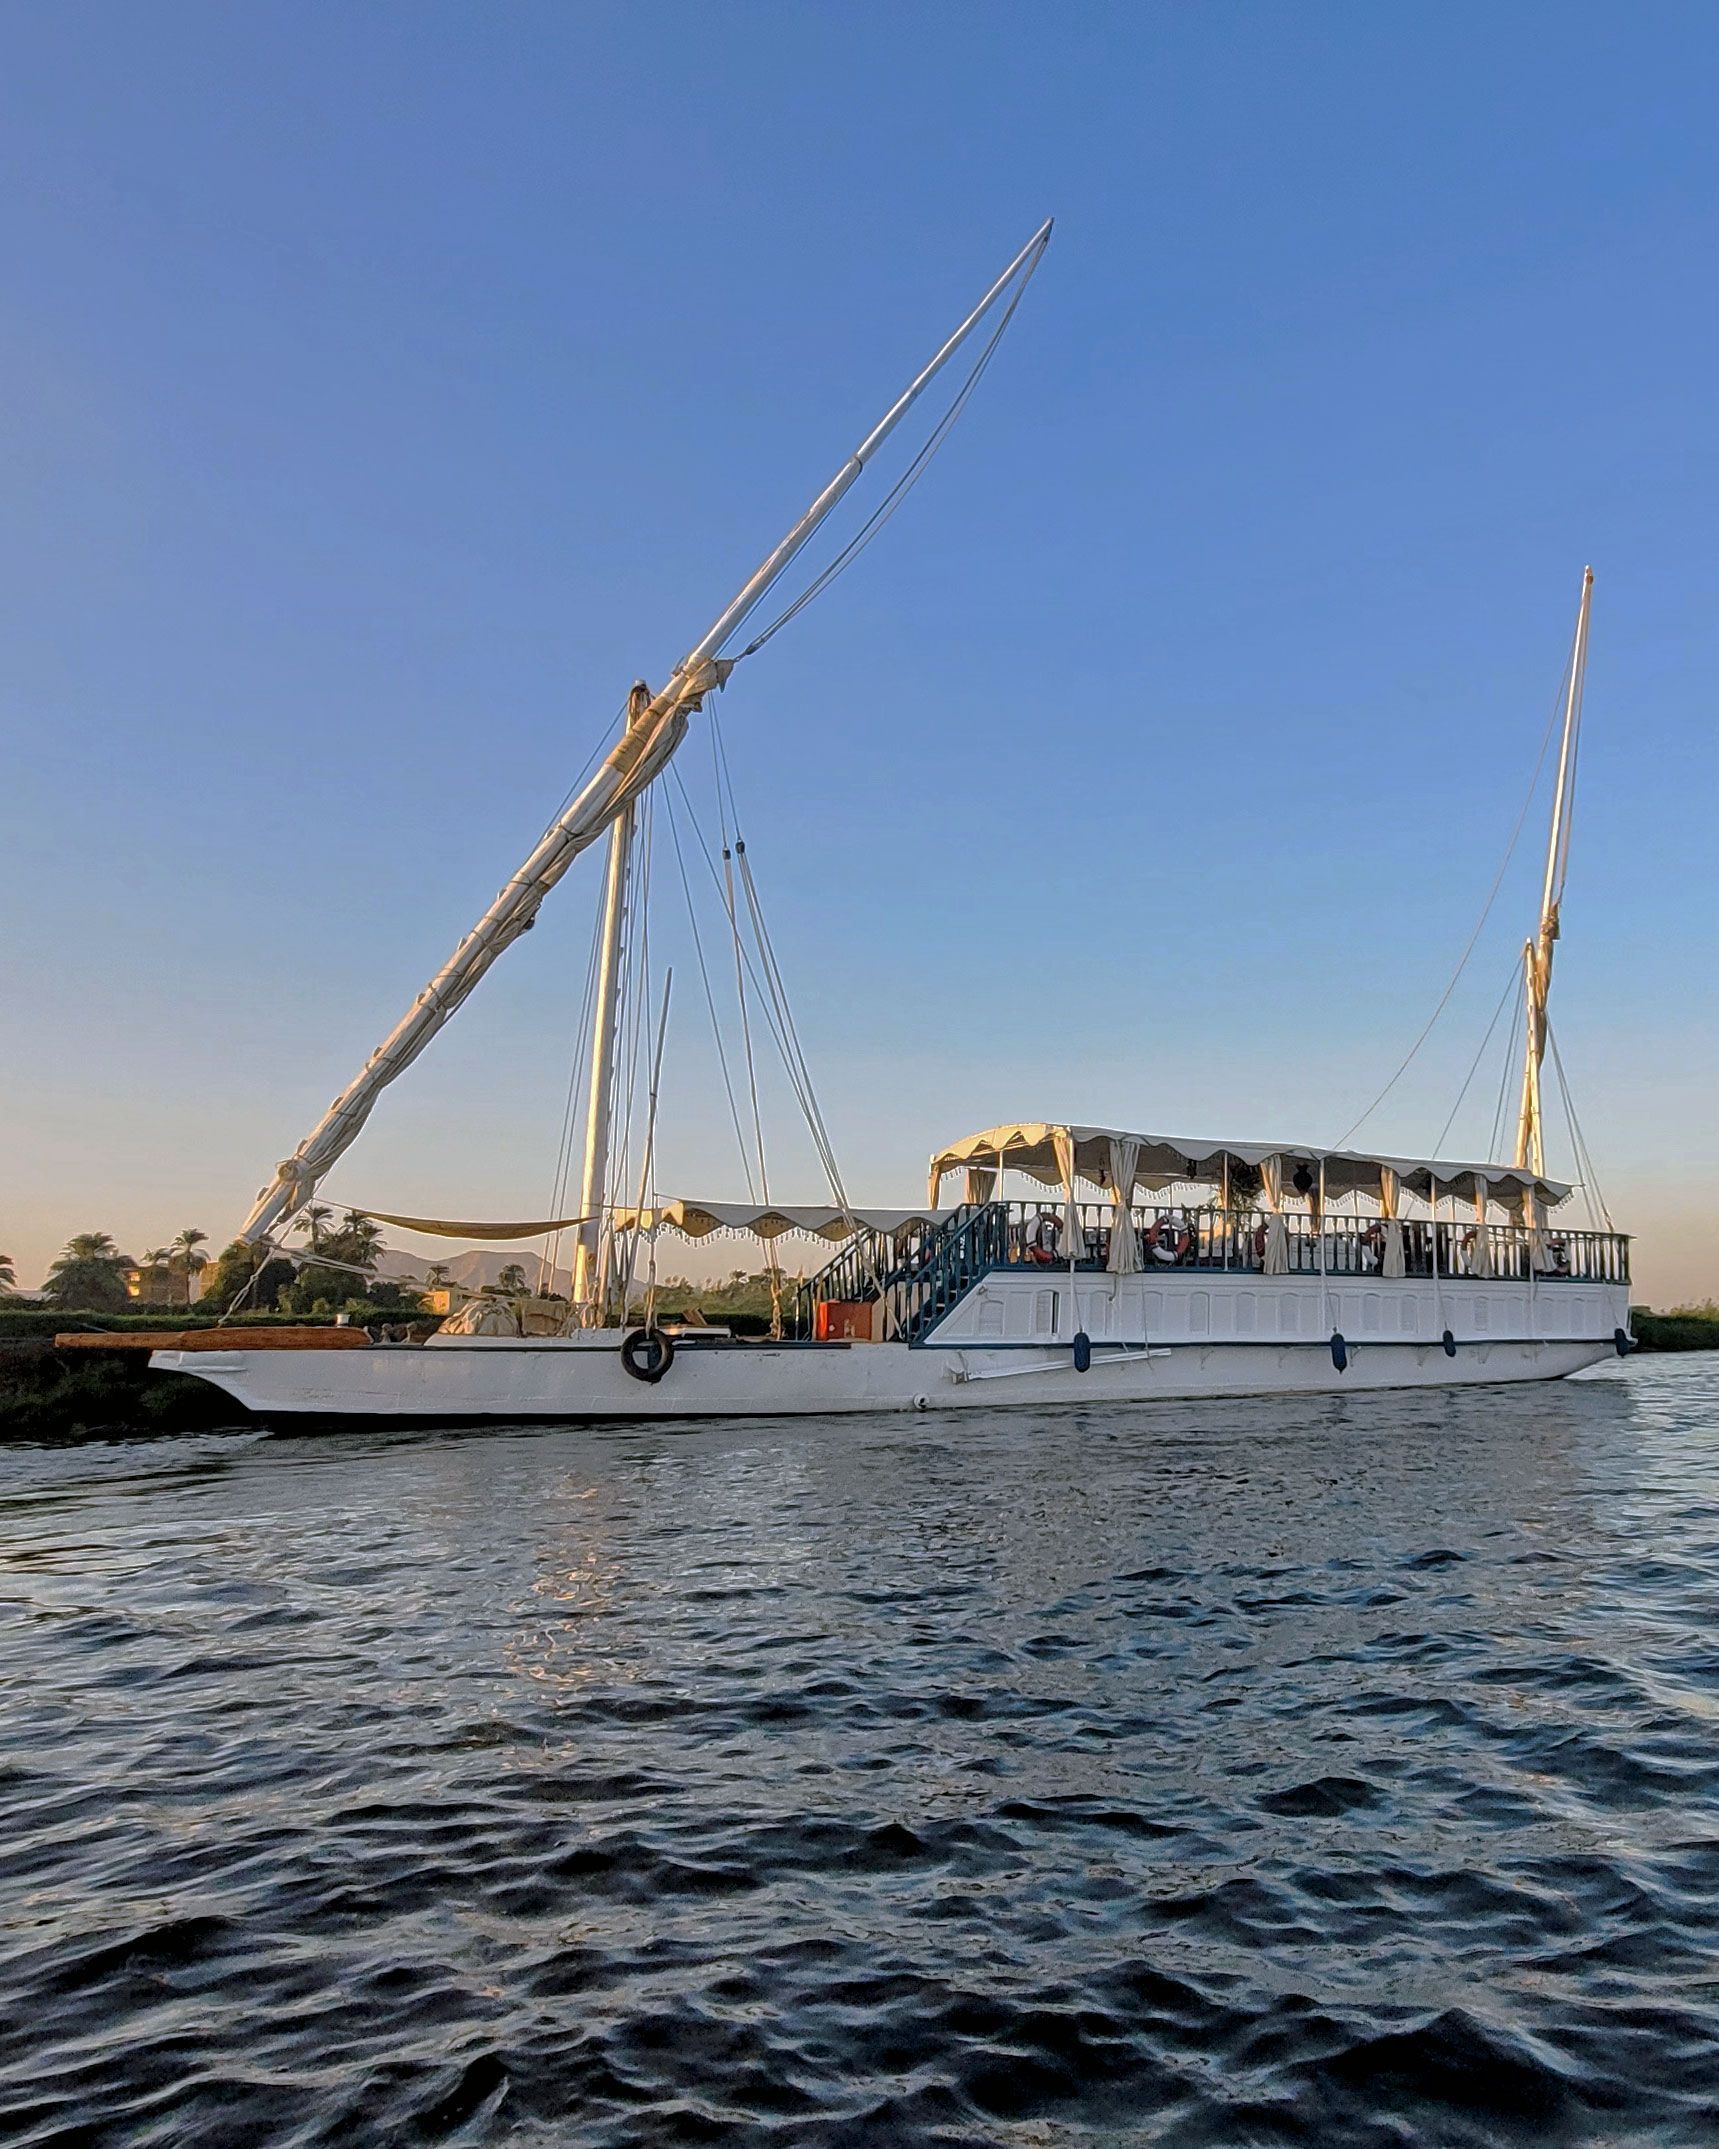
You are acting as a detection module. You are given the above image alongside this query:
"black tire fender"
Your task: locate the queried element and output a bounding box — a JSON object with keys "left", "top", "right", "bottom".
{"left": 620, "top": 1327, "right": 675, "bottom": 1384}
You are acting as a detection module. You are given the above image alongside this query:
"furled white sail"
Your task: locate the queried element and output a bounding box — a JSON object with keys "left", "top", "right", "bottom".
{"left": 240, "top": 220, "right": 1053, "bottom": 1244}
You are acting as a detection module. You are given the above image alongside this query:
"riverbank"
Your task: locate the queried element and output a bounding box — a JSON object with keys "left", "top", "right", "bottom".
{"left": 0, "top": 1312, "right": 418, "bottom": 1438}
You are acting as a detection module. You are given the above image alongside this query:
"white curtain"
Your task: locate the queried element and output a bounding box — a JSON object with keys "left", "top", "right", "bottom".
{"left": 1053, "top": 1126, "right": 1087, "bottom": 1262}
{"left": 1105, "top": 1136, "right": 1140, "bottom": 1275}
{"left": 1470, "top": 1185, "right": 1493, "bottom": 1277}
{"left": 1378, "top": 1166, "right": 1406, "bottom": 1278}
{"left": 1260, "top": 1154, "right": 1289, "bottom": 1275}
{"left": 1523, "top": 1190, "right": 1547, "bottom": 1274}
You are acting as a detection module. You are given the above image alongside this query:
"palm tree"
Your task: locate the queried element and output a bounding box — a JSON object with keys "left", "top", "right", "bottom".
{"left": 171, "top": 1227, "right": 210, "bottom": 1304}
{"left": 0, "top": 1251, "right": 16, "bottom": 1299}
{"left": 337, "top": 1212, "right": 384, "bottom": 1273}
{"left": 43, "top": 1232, "right": 135, "bottom": 1312}
{"left": 296, "top": 1204, "right": 333, "bottom": 1251}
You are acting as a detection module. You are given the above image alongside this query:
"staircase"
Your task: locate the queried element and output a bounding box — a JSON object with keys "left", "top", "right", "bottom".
{"left": 797, "top": 1203, "right": 1010, "bottom": 1344}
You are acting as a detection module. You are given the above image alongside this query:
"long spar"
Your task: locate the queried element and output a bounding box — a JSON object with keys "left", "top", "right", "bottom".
{"left": 1513, "top": 565, "right": 1593, "bottom": 1176}
{"left": 240, "top": 218, "right": 1054, "bottom": 1245}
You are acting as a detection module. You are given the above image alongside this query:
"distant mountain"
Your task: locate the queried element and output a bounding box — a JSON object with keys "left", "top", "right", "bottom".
{"left": 374, "top": 1246, "right": 571, "bottom": 1294}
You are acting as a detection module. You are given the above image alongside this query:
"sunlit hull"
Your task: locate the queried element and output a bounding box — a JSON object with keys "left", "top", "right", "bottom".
{"left": 154, "top": 1273, "right": 1630, "bottom": 1422}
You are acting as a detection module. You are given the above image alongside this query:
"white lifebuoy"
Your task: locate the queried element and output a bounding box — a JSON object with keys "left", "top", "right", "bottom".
{"left": 1146, "top": 1217, "right": 1192, "bottom": 1266}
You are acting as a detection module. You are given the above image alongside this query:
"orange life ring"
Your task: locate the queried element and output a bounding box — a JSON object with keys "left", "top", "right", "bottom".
{"left": 1146, "top": 1217, "right": 1192, "bottom": 1266}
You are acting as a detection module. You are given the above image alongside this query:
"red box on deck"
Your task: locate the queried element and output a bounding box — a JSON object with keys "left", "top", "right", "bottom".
{"left": 814, "top": 1300, "right": 873, "bottom": 1342}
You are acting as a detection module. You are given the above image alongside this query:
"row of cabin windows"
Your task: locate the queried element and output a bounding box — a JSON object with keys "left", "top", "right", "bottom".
{"left": 968, "top": 1287, "right": 1611, "bottom": 1341}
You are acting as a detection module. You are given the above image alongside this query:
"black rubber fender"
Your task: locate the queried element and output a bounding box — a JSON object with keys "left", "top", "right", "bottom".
{"left": 620, "top": 1327, "right": 675, "bottom": 1384}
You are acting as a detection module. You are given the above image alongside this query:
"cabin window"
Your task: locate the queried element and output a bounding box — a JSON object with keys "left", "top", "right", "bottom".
{"left": 1034, "top": 1290, "right": 1059, "bottom": 1336}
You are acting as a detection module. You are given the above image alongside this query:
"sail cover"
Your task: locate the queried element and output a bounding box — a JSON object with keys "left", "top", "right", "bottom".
{"left": 347, "top": 1201, "right": 954, "bottom": 1244}
{"left": 343, "top": 1209, "right": 592, "bottom": 1241}
{"left": 926, "top": 1124, "right": 1573, "bottom": 1212}
{"left": 609, "top": 1201, "right": 954, "bottom": 1242}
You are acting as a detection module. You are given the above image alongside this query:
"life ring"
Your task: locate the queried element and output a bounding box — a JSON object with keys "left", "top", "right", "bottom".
{"left": 1024, "top": 1211, "right": 1062, "bottom": 1265}
{"left": 1146, "top": 1217, "right": 1192, "bottom": 1266}
{"left": 1544, "top": 1237, "right": 1570, "bottom": 1276}
{"left": 620, "top": 1326, "right": 675, "bottom": 1384}
{"left": 1361, "top": 1223, "right": 1386, "bottom": 1269}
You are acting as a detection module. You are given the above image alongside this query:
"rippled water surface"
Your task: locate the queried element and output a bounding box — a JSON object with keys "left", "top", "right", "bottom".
{"left": 4, "top": 1362, "right": 1719, "bottom": 2145}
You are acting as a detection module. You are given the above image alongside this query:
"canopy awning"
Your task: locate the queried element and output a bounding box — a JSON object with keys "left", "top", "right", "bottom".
{"left": 926, "top": 1124, "right": 1571, "bottom": 1211}
{"left": 349, "top": 1201, "right": 953, "bottom": 1245}
{"left": 609, "top": 1200, "right": 954, "bottom": 1243}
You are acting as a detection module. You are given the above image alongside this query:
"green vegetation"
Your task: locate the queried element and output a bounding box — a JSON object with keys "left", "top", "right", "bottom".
{"left": 1631, "top": 1302, "right": 1719, "bottom": 1353}
{"left": 622, "top": 1268, "right": 806, "bottom": 1336}
{"left": 42, "top": 1232, "right": 134, "bottom": 1311}
{"left": 200, "top": 1239, "right": 299, "bottom": 1312}
{"left": 277, "top": 1208, "right": 422, "bottom": 1318}
{"left": 0, "top": 1343, "right": 236, "bottom": 1438}
{"left": 0, "top": 1252, "right": 16, "bottom": 1299}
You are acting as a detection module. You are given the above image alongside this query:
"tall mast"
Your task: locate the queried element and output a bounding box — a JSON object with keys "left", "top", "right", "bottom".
{"left": 570, "top": 685, "right": 646, "bottom": 1315}
{"left": 238, "top": 219, "right": 1053, "bottom": 1245}
{"left": 1514, "top": 566, "right": 1593, "bottom": 1173}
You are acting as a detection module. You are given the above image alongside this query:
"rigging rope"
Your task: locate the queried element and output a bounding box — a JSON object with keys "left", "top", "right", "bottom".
{"left": 1546, "top": 1015, "right": 1613, "bottom": 1230}
{"left": 666, "top": 760, "right": 885, "bottom": 1304}
{"left": 1488, "top": 966, "right": 1527, "bottom": 1165}
{"left": 1335, "top": 659, "right": 1571, "bottom": 1150}
{"left": 663, "top": 788, "right": 758, "bottom": 1200}
{"left": 734, "top": 266, "right": 1038, "bottom": 660}
{"left": 1433, "top": 957, "right": 1526, "bottom": 1158}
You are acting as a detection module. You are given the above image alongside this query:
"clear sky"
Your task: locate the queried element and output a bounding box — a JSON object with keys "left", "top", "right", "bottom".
{"left": 3, "top": 1, "right": 1715, "bottom": 1304}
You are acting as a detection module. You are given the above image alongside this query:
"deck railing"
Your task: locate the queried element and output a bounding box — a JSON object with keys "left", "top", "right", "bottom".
{"left": 985, "top": 1202, "right": 1630, "bottom": 1285}
{"left": 792, "top": 1200, "right": 1629, "bottom": 1341}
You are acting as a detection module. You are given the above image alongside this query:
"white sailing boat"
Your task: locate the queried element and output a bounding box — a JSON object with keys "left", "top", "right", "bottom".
{"left": 153, "top": 225, "right": 1632, "bottom": 1422}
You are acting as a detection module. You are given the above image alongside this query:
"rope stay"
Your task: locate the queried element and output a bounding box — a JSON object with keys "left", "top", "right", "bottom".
{"left": 662, "top": 788, "right": 758, "bottom": 1201}
{"left": 735, "top": 255, "right": 1042, "bottom": 661}
{"left": 1545, "top": 1014, "right": 1612, "bottom": 1231}
{"left": 1488, "top": 965, "right": 1528, "bottom": 1166}
{"left": 1432, "top": 956, "right": 1527, "bottom": 1158}
{"left": 1336, "top": 654, "right": 1571, "bottom": 1150}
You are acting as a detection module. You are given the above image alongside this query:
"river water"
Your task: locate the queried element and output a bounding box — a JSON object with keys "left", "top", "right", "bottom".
{"left": 2, "top": 1360, "right": 1717, "bottom": 2145}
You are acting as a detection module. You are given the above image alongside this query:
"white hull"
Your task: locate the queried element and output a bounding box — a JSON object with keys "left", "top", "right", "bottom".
{"left": 155, "top": 1272, "right": 1630, "bottom": 1421}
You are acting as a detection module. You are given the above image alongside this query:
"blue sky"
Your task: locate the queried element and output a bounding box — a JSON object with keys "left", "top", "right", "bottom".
{"left": 3, "top": 2, "right": 1715, "bottom": 1301}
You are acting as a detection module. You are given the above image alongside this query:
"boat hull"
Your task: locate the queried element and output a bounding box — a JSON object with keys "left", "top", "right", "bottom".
{"left": 152, "top": 1329, "right": 1624, "bottom": 1423}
